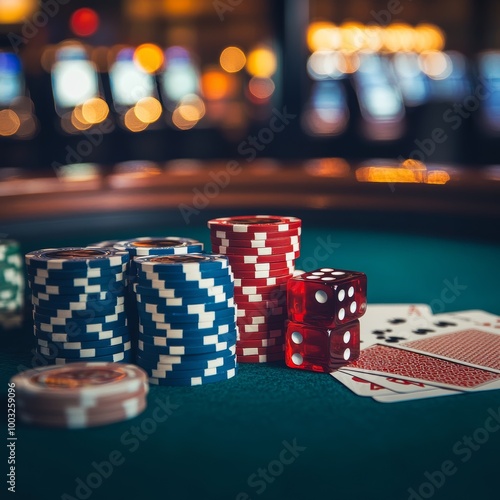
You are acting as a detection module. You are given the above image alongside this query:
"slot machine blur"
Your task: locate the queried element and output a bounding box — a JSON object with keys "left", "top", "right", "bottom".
{"left": 0, "top": 0, "right": 499, "bottom": 174}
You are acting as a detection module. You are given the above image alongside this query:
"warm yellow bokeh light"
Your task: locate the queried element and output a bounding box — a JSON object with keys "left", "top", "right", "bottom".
{"left": 0, "top": 0, "right": 37, "bottom": 24}
{"left": 220, "top": 46, "right": 246, "bottom": 73}
{"left": 307, "top": 21, "right": 338, "bottom": 52}
{"left": 124, "top": 108, "right": 148, "bottom": 132}
{"left": 0, "top": 109, "right": 20, "bottom": 136}
{"left": 71, "top": 108, "right": 92, "bottom": 131}
{"left": 134, "top": 44, "right": 164, "bottom": 74}
{"left": 246, "top": 46, "right": 277, "bottom": 78}
{"left": 426, "top": 170, "right": 451, "bottom": 184}
{"left": 177, "top": 94, "right": 205, "bottom": 121}
{"left": 172, "top": 107, "right": 198, "bottom": 130}
{"left": 134, "top": 97, "right": 162, "bottom": 124}
{"left": 415, "top": 24, "right": 446, "bottom": 52}
{"left": 81, "top": 97, "right": 109, "bottom": 124}
{"left": 248, "top": 77, "right": 275, "bottom": 100}
{"left": 356, "top": 166, "right": 419, "bottom": 183}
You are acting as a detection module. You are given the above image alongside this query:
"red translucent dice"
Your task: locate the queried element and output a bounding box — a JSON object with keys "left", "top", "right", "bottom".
{"left": 287, "top": 268, "right": 367, "bottom": 327}
{"left": 285, "top": 268, "right": 366, "bottom": 372}
{"left": 285, "top": 320, "right": 361, "bottom": 373}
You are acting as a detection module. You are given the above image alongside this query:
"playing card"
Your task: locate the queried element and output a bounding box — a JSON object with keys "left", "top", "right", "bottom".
{"left": 440, "top": 310, "right": 500, "bottom": 330}
{"left": 373, "top": 388, "right": 460, "bottom": 403}
{"left": 339, "top": 368, "right": 437, "bottom": 393}
{"left": 345, "top": 344, "right": 500, "bottom": 391}
{"left": 394, "top": 327, "right": 500, "bottom": 373}
{"left": 359, "top": 304, "right": 433, "bottom": 349}
{"left": 331, "top": 371, "right": 398, "bottom": 397}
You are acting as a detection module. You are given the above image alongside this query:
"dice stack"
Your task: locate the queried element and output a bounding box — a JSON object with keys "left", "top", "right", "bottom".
{"left": 285, "top": 268, "right": 367, "bottom": 372}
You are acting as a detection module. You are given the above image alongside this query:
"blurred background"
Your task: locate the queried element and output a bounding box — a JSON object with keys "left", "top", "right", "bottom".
{"left": 0, "top": 0, "right": 499, "bottom": 239}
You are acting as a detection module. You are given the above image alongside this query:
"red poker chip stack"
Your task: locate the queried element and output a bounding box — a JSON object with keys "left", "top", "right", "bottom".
{"left": 208, "top": 216, "right": 301, "bottom": 363}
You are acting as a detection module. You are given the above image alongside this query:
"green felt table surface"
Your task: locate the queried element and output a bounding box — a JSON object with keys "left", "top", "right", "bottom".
{"left": 1, "top": 226, "right": 500, "bottom": 500}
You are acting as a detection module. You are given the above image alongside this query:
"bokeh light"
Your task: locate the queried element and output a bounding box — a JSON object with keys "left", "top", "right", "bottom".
{"left": 177, "top": 94, "right": 206, "bottom": 121}
{"left": 201, "top": 69, "right": 235, "bottom": 100}
{"left": 124, "top": 108, "right": 148, "bottom": 132}
{"left": 70, "top": 8, "right": 100, "bottom": 37}
{"left": 246, "top": 46, "right": 277, "bottom": 78}
{"left": 134, "top": 44, "right": 164, "bottom": 74}
{"left": 248, "top": 77, "right": 275, "bottom": 100}
{"left": 220, "top": 47, "right": 246, "bottom": 73}
{"left": 81, "top": 97, "right": 109, "bottom": 124}
{"left": 0, "top": 109, "right": 20, "bottom": 136}
{"left": 307, "top": 21, "right": 339, "bottom": 52}
{"left": 134, "top": 97, "right": 162, "bottom": 124}
{"left": 419, "top": 51, "right": 453, "bottom": 80}
{"left": 0, "top": 0, "right": 36, "bottom": 24}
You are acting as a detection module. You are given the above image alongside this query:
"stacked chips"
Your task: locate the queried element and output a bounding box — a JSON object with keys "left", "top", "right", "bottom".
{"left": 208, "top": 216, "right": 302, "bottom": 363}
{"left": 113, "top": 237, "right": 205, "bottom": 356}
{"left": 114, "top": 237, "right": 204, "bottom": 281}
{"left": 133, "top": 254, "right": 238, "bottom": 386}
{"left": 25, "top": 248, "right": 131, "bottom": 364}
{"left": 0, "top": 239, "right": 24, "bottom": 329}
{"left": 11, "top": 362, "right": 148, "bottom": 428}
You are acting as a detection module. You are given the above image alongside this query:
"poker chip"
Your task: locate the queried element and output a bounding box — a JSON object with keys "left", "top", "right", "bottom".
{"left": 138, "top": 331, "right": 236, "bottom": 347}
{"left": 229, "top": 261, "right": 295, "bottom": 272}
{"left": 211, "top": 235, "right": 300, "bottom": 249}
{"left": 114, "top": 237, "right": 204, "bottom": 257}
{"left": 134, "top": 283, "right": 234, "bottom": 300}
{"left": 212, "top": 244, "right": 300, "bottom": 256}
{"left": 26, "top": 263, "right": 128, "bottom": 279}
{"left": 233, "top": 276, "right": 290, "bottom": 287}
{"left": 10, "top": 362, "right": 148, "bottom": 428}
{"left": 137, "top": 297, "right": 234, "bottom": 315}
{"left": 38, "top": 340, "right": 132, "bottom": 359}
{"left": 52, "top": 351, "right": 133, "bottom": 365}
{"left": 137, "top": 352, "right": 235, "bottom": 371}
{"left": 139, "top": 339, "right": 234, "bottom": 356}
{"left": 138, "top": 307, "right": 236, "bottom": 325}
{"left": 33, "top": 302, "right": 126, "bottom": 319}
{"left": 33, "top": 310, "right": 128, "bottom": 326}
{"left": 207, "top": 215, "right": 301, "bottom": 233}
{"left": 25, "top": 248, "right": 129, "bottom": 270}
{"left": 208, "top": 215, "right": 301, "bottom": 362}
{"left": 138, "top": 322, "right": 235, "bottom": 339}
{"left": 236, "top": 344, "right": 285, "bottom": 355}
{"left": 26, "top": 247, "right": 130, "bottom": 364}
{"left": 134, "top": 254, "right": 229, "bottom": 273}
{"left": 134, "top": 252, "right": 237, "bottom": 385}
{"left": 236, "top": 353, "right": 283, "bottom": 363}
{"left": 146, "top": 359, "right": 237, "bottom": 379}
{"left": 0, "top": 240, "right": 24, "bottom": 322}
{"left": 212, "top": 227, "right": 301, "bottom": 241}
{"left": 34, "top": 325, "right": 130, "bottom": 343}
{"left": 37, "top": 335, "right": 130, "bottom": 350}
{"left": 137, "top": 274, "right": 233, "bottom": 291}
{"left": 135, "top": 290, "right": 231, "bottom": 305}
{"left": 239, "top": 330, "right": 284, "bottom": 340}
{"left": 149, "top": 367, "right": 237, "bottom": 386}
{"left": 136, "top": 345, "right": 236, "bottom": 365}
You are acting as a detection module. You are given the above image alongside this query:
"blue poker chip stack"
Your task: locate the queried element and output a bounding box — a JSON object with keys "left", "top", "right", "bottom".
{"left": 113, "top": 237, "right": 205, "bottom": 350}
{"left": 25, "top": 247, "right": 131, "bottom": 365}
{"left": 134, "top": 253, "right": 238, "bottom": 386}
